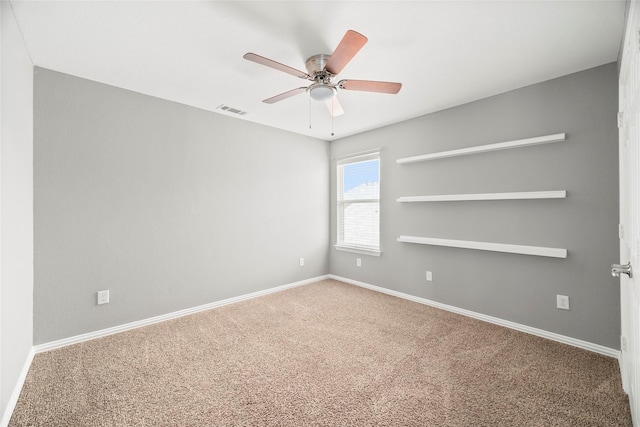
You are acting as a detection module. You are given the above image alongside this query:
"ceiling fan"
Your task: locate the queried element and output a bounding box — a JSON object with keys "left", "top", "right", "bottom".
{"left": 243, "top": 30, "right": 402, "bottom": 117}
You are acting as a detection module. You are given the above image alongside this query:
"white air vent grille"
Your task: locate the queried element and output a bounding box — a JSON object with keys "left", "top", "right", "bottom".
{"left": 216, "top": 104, "right": 247, "bottom": 116}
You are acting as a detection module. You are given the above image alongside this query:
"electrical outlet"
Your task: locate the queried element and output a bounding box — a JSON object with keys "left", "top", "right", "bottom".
{"left": 556, "top": 295, "right": 569, "bottom": 310}
{"left": 97, "top": 290, "right": 110, "bottom": 305}
{"left": 356, "top": 258, "right": 362, "bottom": 267}
{"left": 426, "top": 271, "right": 433, "bottom": 281}
{"left": 299, "top": 257, "right": 304, "bottom": 267}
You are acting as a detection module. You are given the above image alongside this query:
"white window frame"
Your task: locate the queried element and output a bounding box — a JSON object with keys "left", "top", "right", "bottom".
{"left": 335, "top": 151, "right": 381, "bottom": 256}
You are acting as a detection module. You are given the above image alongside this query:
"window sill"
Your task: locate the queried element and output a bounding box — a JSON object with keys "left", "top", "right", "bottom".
{"left": 334, "top": 245, "right": 381, "bottom": 257}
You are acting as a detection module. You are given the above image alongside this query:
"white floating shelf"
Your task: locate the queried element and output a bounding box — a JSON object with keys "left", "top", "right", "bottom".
{"left": 396, "top": 133, "right": 566, "bottom": 164}
{"left": 397, "top": 235, "right": 567, "bottom": 258}
{"left": 397, "top": 190, "right": 567, "bottom": 203}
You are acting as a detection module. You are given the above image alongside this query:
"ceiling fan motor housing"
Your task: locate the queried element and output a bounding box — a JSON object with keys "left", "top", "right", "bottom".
{"left": 305, "top": 54, "right": 332, "bottom": 76}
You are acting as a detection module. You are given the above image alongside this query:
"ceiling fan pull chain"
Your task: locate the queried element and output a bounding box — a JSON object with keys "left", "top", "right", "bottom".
{"left": 309, "top": 96, "right": 312, "bottom": 130}
{"left": 331, "top": 98, "right": 335, "bottom": 136}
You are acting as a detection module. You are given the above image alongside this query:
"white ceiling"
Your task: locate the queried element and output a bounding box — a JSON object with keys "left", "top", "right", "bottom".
{"left": 10, "top": 1, "right": 626, "bottom": 141}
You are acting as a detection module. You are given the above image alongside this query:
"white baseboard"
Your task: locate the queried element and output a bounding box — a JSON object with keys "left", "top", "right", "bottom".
{"left": 34, "top": 275, "right": 329, "bottom": 354}
{"left": 35, "top": 273, "right": 619, "bottom": 359}
{"left": 1, "top": 347, "right": 35, "bottom": 427}
{"left": 329, "top": 275, "right": 620, "bottom": 359}
{"left": 4, "top": 273, "right": 619, "bottom": 426}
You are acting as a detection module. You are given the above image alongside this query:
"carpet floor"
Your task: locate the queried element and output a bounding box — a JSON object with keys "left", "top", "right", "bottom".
{"left": 10, "top": 279, "right": 631, "bottom": 426}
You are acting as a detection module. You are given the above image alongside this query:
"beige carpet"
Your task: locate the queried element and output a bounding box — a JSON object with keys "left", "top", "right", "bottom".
{"left": 10, "top": 279, "right": 631, "bottom": 426}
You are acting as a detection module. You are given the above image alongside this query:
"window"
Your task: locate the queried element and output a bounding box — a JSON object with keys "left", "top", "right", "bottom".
{"left": 336, "top": 152, "right": 380, "bottom": 256}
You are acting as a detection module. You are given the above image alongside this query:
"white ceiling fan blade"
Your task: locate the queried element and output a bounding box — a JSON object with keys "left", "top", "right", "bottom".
{"left": 325, "top": 96, "right": 345, "bottom": 117}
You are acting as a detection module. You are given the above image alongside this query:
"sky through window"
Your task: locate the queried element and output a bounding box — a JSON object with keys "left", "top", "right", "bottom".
{"left": 343, "top": 159, "right": 379, "bottom": 192}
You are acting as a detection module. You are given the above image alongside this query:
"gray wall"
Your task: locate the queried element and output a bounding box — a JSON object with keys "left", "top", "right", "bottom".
{"left": 1, "top": 2, "right": 34, "bottom": 420}
{"left": 34, "top": 63, "right": 620, "bottom": 350}
{"left": 330, "top": 63, "right": 620, "bottom": 349}
{"left": 34, "top": 68, "right": 329, "bottom": 345}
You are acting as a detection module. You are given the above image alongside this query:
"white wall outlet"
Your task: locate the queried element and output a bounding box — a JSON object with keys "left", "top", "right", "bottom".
{"left": 356, "top": 258, "right": 362, "bottom": 267}
{"left": 299, "top": 257, "right": 304, "bottom": 267}
{"left": 556, "top": 294, "right": 569, "bottom": 310}
{"left": 97, "top": 290, "right": 110, "bottom": 305}
{"left": 426, "top": 271, "right": 433, "bottom": 281}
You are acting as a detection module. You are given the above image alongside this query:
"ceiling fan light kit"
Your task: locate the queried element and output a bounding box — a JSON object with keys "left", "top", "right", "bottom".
{"left": 308, "top": 83, "right": 336, "bottom": 102}
{"left": 243, "top": 29, "right": 402, "bottom": 117}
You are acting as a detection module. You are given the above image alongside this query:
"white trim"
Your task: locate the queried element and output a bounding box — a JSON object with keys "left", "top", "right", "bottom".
{"left": 332, "top": 147, "right": 383, "bottom": 161}
{"left": 336, "top": 152, "right": 379, "bottom": 166}
{"left": 339, "top": 198, "right": 379, "bottom": 203}
{"left": 0, "top": 347, "right": 35, "bottom": 427}
{"left": 0, "top": 4, "right": 4, "bottom": 422}
{"left": 329, "top": 275, "right": 619, "bottom": 359}
{"left": 334, "top": 244, "right": 381, "bottom": 257}
{"left": 0, "top": 2, "right": 3, "bottom": 419}
{"left": 397, "top": 190, "right": 567, "bottom": 203}
{"left": 397, "top": 235, "right": 567, "bottom": 259}
{"left": 34, "top": 275, "right": 329, "bottom": 354}
{"left": 396, "top": 133, "right": 566, "bottom": 164}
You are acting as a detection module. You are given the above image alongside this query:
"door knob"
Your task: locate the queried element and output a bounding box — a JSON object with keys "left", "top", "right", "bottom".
{"left": 612, "top": 262, "right": 633, "bottom": 278}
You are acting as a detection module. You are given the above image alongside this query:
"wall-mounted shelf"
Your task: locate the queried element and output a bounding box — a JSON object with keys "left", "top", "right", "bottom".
{"left": 397, "top": 190, "right": 566, "bottom": 203}
{"left": 396, "top": 133, "right": 566, "bottom": 164}
{"left": 397, "top": 235, "right": 567, "bottom": 258}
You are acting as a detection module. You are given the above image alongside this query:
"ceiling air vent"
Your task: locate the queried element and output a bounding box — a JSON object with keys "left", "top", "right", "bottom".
{"left": 216, "top": 104, "right": 247, "bottom": 116}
